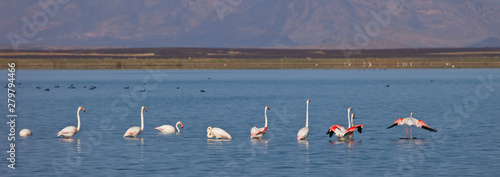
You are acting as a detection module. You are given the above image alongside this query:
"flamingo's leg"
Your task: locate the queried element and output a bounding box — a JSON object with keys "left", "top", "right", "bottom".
{"left": 405, "top": 125, "right": 408, "bottom": 138}
{"left": 410, "top": 126, "right": 413, "bottom": 139}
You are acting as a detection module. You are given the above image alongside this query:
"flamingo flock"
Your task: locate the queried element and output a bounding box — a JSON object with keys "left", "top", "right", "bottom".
{"left": 19, "top": 100, "right": 437, "bottom": 142}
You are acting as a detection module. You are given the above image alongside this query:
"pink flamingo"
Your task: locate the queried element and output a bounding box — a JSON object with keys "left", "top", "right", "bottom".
{"left": 387, "top": 112, "right": 437, "bottom": 139}
{"left": 297, "top": 99, "right": 311, "bottom": 140}
{"left": 123, "top": 106, "right": 147, "bottom": 138}
{"left": 327, "top": 111, "right": 363, "bottom": 141}
{"left": 57, "top": 106, "right": 85, "bottom": 139}
{"left": 250, "top": 106, "right": 269, "bottom": 139}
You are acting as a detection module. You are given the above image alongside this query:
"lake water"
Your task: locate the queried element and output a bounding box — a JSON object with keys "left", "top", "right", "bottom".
{"left": 2, "top": 69, "right": 500, "bottom": 176}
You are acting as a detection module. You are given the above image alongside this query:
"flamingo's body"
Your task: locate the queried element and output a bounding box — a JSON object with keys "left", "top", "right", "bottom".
{"left": 327, "top": 108, "right": 363, "bottom": 141}
{"left": 20, "top": 129, "right": 32, "bottom": 136}
{"left": 251, "top": 106, "right": 269, "bottom": 139}
{"left": 297, "top": 99, "right": 311, "bottom": 140}
{"left": 155, "top": 121, "right": 184, "bottom": 133}
{"left": 387, "top": 112, "right": 437, "bottom": 139}
{"left": 57, "top": 106, "right": 85, "bottom": 139}
{"left": 123, "top": 106, "right": 147, "bottom": 138}
{"left": 207, "top": 127, "right": 232, "bottom": 139}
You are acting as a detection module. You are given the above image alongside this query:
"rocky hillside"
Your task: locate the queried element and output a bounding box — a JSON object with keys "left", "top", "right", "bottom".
{"left": 1, "top": 0, "right": 499, "bottom": 49}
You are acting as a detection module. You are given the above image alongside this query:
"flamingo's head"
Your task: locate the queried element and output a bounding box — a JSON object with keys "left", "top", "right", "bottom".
{"left": 307, "top": 99, "right": 311, "bottom": 103}
{"left": 142, "top": 106, "right": 147, "bottom": 112}
{"left": 410, "top": 112, "right": 413, "bottom": 117}
{"left": 80, "top": 106, "right": 86, "bottom": 112}
{"left": 349, "top": 107, "right": 353, "bottom": 111}
{"left": 154, "top": 127, "right": 162, "bottom": 131}
{"left": 207, "top": 126, "right": 214, "bottom": 138}
{"left": 351, "top": 113, "right": 355, "bottom": 119}
{"left": 178, "top": 121, "right": 184, "bottom": 129}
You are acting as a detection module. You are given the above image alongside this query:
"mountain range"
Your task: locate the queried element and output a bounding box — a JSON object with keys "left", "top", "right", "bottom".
{"left": 1, "top": 0, "right": 499, "bottom": 50}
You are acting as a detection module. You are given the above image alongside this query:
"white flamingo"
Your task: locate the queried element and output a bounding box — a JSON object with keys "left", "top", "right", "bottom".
{"left": 20, "top": 129, "right": 32, "bottom": 136}
{"left": 327, "top": 113, "right": 363, "bottom": 141}
{"left": 207, "top": 126, "right": 232, "bottom": 139}
{"left": 297, "top": 99, "right": 311, "bottom": 140}
{"left": 250, "top": 106, "right": 270, "bottom": 139}
{"left": 387, "top": 112, "right": 437, "bottom": 139}
{"left": 57, "top": 106, "right": 85, "bottom": 139}
{"left": 123, "top": 106, "right": 147, "bottom": 138}
{"left": 155, "top": 121, "right": 184, "bottom": 133}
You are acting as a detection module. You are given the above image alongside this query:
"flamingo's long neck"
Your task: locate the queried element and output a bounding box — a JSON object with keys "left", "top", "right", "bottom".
{"left": 264, "top": 107, "right": 268, "bottom": 128}
{"left": 76, "top": 108, "right": 81, "bottom": 132}
{"left": 140, "top": 107, "right": 144, "bottom": 131}
{"left": 347, "top": 108, "right": 351, "bottom": 128}
{"left": 306, "top": 102, "right": 309, "bottom": 128}
{"left": 175, "top": 122, "right": 180, "bottom": 132}
{"left": 351, "top": 113, "right": 354, "bottom": 128}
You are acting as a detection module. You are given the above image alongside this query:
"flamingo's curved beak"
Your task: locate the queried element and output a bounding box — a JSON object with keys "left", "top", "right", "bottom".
{"left": 81, "top": 108, "right": 86, "bottom": 112}
{"left": 181, "top": 124, "right": 184, "bottom": 129}
{"left": 267, "top": 107, "right": 270, "bottom": 110}
{"left": 144, "top": 108, "right": 147, "bottom": 112}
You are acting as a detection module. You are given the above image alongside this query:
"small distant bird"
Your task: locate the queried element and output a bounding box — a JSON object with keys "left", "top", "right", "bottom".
{"left": 139, "top": 89, "right": 146, "bottom": 92}
{"left": 207, "top": 77, "right": 211, "bottom": 80}
{"left": 430, "top": 80, "right": 434, "bottom": 82}
{"left": 36, "top": 86, "right": 41, "bottom": 89}
{"left": 386, "top": 85, "right": 390, "bottom": 87}
{"left": 83, "top": 86, "right": 86, "bottom": 88}
{"left": 44, "top": 88, "right": 50, "bottom": 91}
{"left": 54, "top": 86, "right": 60, "bottom": 88}
{"left": 322, "top": 40, "right": 326, "bottom": 43}
{"left": 200, "top": 89, "right": 206, "bottom": 92}
{"left": 176, "top": 87, "right": 180, "bottom": 89}
{"left": 143, "top": 83, "right": 147, "bottom": 85}
{"left": 124, "top": 86, "right": 129, "bottom": 89}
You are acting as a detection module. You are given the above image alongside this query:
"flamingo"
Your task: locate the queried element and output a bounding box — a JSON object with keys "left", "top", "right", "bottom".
{"left": 20, "top": 129, "right": 32, "bottom": 136}
{"left": 123, "top": 106, "right": 147, "bottom": 138}
{"left": 250, "top": 106, "right": 270, "bottom": 139}
{"left": 155, "top": 121, "right": 184, "bottom": 133}
{"left": 57, "top": 106, "right": 85, "bottom": 139}
{"left": 387, "top": 112, "right": 437, "bottom": 139}
{"left": 207, "top": 126, "right": 232, "bottom": 139}
{"left": 327, "top": 113, "right": 363, "bottom": 141}
{"left": 297, "top": 99, "right": 311, "bottom": 140}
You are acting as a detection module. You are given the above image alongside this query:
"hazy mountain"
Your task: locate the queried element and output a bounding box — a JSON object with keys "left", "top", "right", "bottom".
{"left": 1, "top": 0, "right": 499, "bottom": 50}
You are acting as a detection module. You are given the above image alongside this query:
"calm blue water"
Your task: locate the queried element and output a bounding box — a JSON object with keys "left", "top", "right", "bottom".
{"left": 2, "top": 69, "right": 500, "bottom": 176}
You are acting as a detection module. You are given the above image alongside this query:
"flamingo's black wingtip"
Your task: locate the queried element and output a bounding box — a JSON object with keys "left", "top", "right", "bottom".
{"left": 387, "top": 124, "right": 397, "bottom": 129}
{"left": 326, "top": 130, "right": 334, "bottom": 137}
{"left": 422, "top": 126, "right": 437, "bottom": 132}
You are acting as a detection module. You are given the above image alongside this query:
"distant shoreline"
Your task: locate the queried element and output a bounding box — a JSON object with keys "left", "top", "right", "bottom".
{"left": 1, "top": 47, "right": 499, "bottom": 69}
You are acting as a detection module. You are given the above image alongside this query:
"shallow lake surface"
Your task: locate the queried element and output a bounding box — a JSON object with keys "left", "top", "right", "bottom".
{"left": 2, "top": 69, "right": 500, "bottom": 176}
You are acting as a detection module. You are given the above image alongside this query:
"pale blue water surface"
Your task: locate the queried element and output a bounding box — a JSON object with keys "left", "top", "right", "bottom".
{"left": 2, "top": 69, "right": 500, "bottom": 176}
